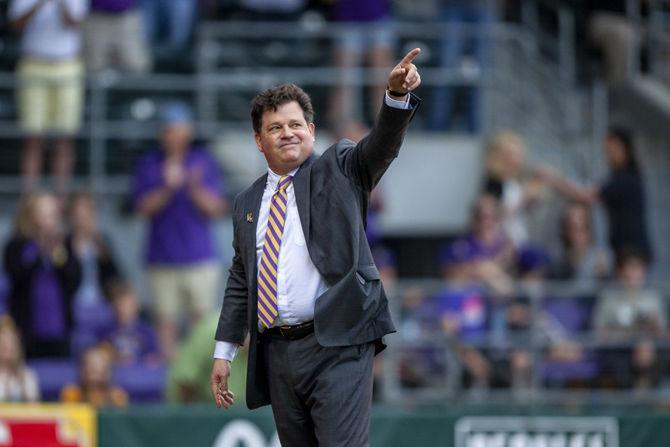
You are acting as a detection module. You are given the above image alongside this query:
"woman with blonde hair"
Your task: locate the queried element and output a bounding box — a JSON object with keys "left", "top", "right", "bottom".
{"left": 483, "top": 130, "right": 545, "bottom": 246}
{"left": 3, "top": 192, "right": 81, "bottom": 358}
{"left": 0, "top": 316, "right": 40, "bottom": 402}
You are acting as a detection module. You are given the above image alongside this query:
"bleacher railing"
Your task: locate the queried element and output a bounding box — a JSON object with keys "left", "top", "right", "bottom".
{"left": 0, "top": 17, "right": 584, "bottom": 195}
{"left": 381, "top": 278, "right": 670, "bottom": 406}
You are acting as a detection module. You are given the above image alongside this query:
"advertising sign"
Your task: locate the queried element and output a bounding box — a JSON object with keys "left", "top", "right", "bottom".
{"left": 0, "top": 404, "right": 96, "bottom": 447}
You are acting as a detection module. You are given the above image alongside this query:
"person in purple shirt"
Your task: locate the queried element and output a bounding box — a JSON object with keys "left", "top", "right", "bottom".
{"left": 434, "top": 239, "right": 492, "bottom": 390}
{"left": 84, "top": 0, "right": 151, "bottom": 72}
{"left": 132, "top": 101, "right": 227, "bottom": 359}
{"left": 3, "top": 192, "right": 82, "bottom": 358}
{"left": 98, "top": 280, "right": 160, "bottom": 366}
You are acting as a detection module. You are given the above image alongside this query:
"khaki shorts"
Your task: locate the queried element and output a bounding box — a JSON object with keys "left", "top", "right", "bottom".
{"left": 84, "top": 11, "right": 151, "bottom": 73}
{"left": 148, "top": 262, "right": 221, "bottom": 323}
{"left": 17, "top": 58, "right": 84, "bottom": 135}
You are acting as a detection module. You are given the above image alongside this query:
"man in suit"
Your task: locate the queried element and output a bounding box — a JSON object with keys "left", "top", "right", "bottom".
{"left": 210, "top": 48, "right": 422, "bottom": 446}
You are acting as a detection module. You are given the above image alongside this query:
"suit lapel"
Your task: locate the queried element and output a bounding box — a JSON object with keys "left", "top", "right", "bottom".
{"left": 293, "top": 154, "right": 314, "bottom": 244}
{"left": 245, "top": 174, "right": 267, "bottom": 295}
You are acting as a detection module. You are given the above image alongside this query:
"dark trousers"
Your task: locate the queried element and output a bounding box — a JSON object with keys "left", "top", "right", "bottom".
{"left": 262, "top": 331, "right": 374, "bottom": 447}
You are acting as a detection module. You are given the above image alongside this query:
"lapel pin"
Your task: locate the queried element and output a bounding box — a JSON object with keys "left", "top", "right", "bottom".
{"left": 246, "top": 212, "right": 254, "bottom": 223}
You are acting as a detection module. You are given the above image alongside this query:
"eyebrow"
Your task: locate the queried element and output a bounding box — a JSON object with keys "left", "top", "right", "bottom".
{"left": 266, "top": 119, "right": 304, "bottom": 128}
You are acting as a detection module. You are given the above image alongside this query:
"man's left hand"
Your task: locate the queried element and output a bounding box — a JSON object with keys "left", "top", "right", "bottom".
{"left": 387, "top": 48, "right": 422, "bottom": 98}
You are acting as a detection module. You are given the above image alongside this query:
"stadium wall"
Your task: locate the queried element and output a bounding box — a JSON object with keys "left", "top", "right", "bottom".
{"left": 98, "top": 404, "right": 670, "bottom": 447}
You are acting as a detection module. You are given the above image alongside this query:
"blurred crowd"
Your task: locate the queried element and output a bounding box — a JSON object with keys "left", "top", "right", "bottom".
{"left": 383, "top": 125, "right": 660, "bottom": 400}
{"left": 0, "top": 97, "right": 241, "bottom": 407}
{"left": 4, "top": 0, "right": 663, "bottom": 192}
{"left": 0, "top": 0, "right": 666, "bottom": 407}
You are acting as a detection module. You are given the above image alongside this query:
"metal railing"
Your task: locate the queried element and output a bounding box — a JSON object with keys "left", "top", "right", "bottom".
{"left": 380, "top": 278, "right": 670, "bottom": 406}
{"left": 0, "top": 18, "right": 585, "bottom": 196}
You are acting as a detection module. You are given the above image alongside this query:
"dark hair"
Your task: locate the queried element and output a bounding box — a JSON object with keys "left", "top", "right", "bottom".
{"left": 559, "top": 202, "right": 592, "bottom": 249}
{"left": 607, "top": 126, "right": 639, "bottom": 174}
{"left": 250, "top": 83, "right": 314, "bottom": 133}
{"left": 107, "top": 279, "right": 135, "bottom": 301}
{"left": 615, "top": 246, "right": 649, "bottom": 270}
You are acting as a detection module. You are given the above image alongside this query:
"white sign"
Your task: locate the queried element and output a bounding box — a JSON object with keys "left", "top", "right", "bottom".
{"left": 212, "top": 420, "right": 280, "bottom": 447}
{"left": 455, "top": 417, "right": 619, "bottom": 447}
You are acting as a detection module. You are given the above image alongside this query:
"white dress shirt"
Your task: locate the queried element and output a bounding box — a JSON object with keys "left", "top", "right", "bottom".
{"left": 214, "top": 92, "right": 411, "bottom": 361}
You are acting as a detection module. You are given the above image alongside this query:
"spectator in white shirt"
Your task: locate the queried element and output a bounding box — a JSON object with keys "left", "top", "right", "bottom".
{"left": 0, "top": 316, "right": 40, "bottom": 403}
{"left": 8, "top": 0, "right": 88, "bottom": 194}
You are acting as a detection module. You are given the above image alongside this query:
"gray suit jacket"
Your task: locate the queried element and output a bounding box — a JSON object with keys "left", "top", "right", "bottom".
{"left": 215, "top": 94, "right": 420, "bottom": 409}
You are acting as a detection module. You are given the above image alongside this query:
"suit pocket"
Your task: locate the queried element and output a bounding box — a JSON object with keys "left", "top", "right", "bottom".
{"left": 356, "top": 264, "right": 381, "bottom": 284}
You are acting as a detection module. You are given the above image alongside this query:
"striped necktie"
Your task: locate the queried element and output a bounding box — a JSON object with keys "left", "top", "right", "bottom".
{"left": 258, "top": 175, "right": 293, "bottom": 328}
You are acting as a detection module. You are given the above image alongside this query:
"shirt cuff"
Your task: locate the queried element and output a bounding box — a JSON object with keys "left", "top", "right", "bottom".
{"left": 384, "top": 91, "right": 411, "bottom": 110}
{"left": 213, "top": 341, "right": 239, "bottom": 361}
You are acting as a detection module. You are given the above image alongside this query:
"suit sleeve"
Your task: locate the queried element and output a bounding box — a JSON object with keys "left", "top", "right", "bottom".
{"left": 215, "top": 196, "right": 249, "bottom": 345}
{"left": 338, "top": 93, "right": 421, "bottom": 192}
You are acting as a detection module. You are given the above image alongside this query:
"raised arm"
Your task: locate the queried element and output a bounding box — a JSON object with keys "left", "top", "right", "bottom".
{"left": 340, "top": 48, "right": 423, "bottom": 191}
{"left": 536, "top": 165, "right": 599, "bottom": 206}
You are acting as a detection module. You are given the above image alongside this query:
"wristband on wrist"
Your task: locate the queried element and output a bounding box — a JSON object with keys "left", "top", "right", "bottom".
{"left": 386, "top": 86, "right": 408, "bottom": 98}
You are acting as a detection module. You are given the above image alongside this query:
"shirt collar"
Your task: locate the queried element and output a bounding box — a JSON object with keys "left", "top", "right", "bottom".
{"left": 266, "top": 167, "right": 299, "bottom": 191}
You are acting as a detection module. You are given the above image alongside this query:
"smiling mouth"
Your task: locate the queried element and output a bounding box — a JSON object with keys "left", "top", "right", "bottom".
{"left": 280, "top": 142, "right": 299, "bottom": 148}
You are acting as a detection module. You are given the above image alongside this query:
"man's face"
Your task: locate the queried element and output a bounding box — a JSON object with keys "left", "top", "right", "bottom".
{"left": 255, "top": 101, "right": 315, "bottom": 174}
{"left": 160, "top": 123, "right": 193, "bottom": 155}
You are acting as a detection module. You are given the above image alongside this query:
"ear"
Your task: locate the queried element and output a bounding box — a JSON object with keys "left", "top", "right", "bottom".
{"left": 308, "top": 122, "right": 315, "bottom": 142}
{"left": 254, "top": 133, "right": 263, "bottom": 153}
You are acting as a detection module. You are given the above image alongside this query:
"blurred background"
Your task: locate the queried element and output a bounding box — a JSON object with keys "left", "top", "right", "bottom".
{"left": 0, "top": 0, "right": 669, "bottom": 445}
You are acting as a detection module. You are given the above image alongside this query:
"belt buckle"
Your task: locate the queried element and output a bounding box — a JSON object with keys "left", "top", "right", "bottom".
{"left": 279, "top": 326, "right": 291, "bottom": 338}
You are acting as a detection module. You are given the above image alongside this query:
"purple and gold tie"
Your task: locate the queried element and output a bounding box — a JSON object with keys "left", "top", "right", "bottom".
{"left": 258, "top": 175, "right": 293, "bottom": 328}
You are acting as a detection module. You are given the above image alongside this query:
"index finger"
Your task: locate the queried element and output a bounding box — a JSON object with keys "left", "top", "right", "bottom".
{"left": 399, "top": 48, "right": 421, "bottom": 67}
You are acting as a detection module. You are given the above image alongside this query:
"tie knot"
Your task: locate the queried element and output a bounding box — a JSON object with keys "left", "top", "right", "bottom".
{"left": 277, "top": 175, "right": 293, "bottom": 192}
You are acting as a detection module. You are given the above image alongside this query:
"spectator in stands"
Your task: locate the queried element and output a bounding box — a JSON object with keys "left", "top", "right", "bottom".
{"left": 392, "top": 247, "right": 435, "bottom": 391}
{"left": 429, "top": 0, "right": 496, "bottom": 133}
{"left": 326, "top": 0, "right": 395, "bottom": 135}
{"left": 465, "top": 194, "right": 515, "bottom": 296}
{"left": 98, "top": 280, "right": 161, "bottom": 366}
{"left": 594, "top": 248, "right": 665, "bottom": 339}
{"left": 3, "top": 192, "right": 81, "bottom": 358}
{"left": 68, "top": 191, "right": 123, "bottom": 355}
{"left": 373, "top": 245, "right": 398, "bottom": 291}
{"left": 498, "top": 244, "right": 591, "bottom": 393}
{"left": 539, "top": 126, "right": 652, "bottom": 261}
{"left": 594, "top": 248, "right": 665, "bottom": 389}
{"left": 553, "top": 202, "right": 611, "bottom": 287}
{"left": 8, "top": 0, "right": 88, "bottom": 194}
{"left": 482, "top": 130, "right": 545, "bottom": 247}
{"left": 584, "top": 0, "right": 639, "bottom": 87}
{"left": 166, "top": 313, "right": 247, "bottom": 404}
{"left": 630, "top": 338, "right": 661, "bottom": 391}
{"left": 132, "top": 101, "right": 227, "bottom": 359}
{"left": 84, "top": 0, "right": 151, "bottom": 73}
{"left": 140, "top": 0, "right": 197, "bottom": 64}
{"left": 369, "top": 245, "right": 398, "bottom": 401}
{"left": 435, "top": 239, "right": 492, "bottom": 392}
{"left": 0, "top": 316, "right": 40, "bottom": 402}
{"left": 60, "top": 345, "right": 128, "bottom": 407}
{"left": 396, "top": 286, "right": 435, "bottom": 390}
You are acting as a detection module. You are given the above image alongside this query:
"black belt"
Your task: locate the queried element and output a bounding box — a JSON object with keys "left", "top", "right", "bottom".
{"left": 264, "top": 321, "right": 314, "bottom": 340}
